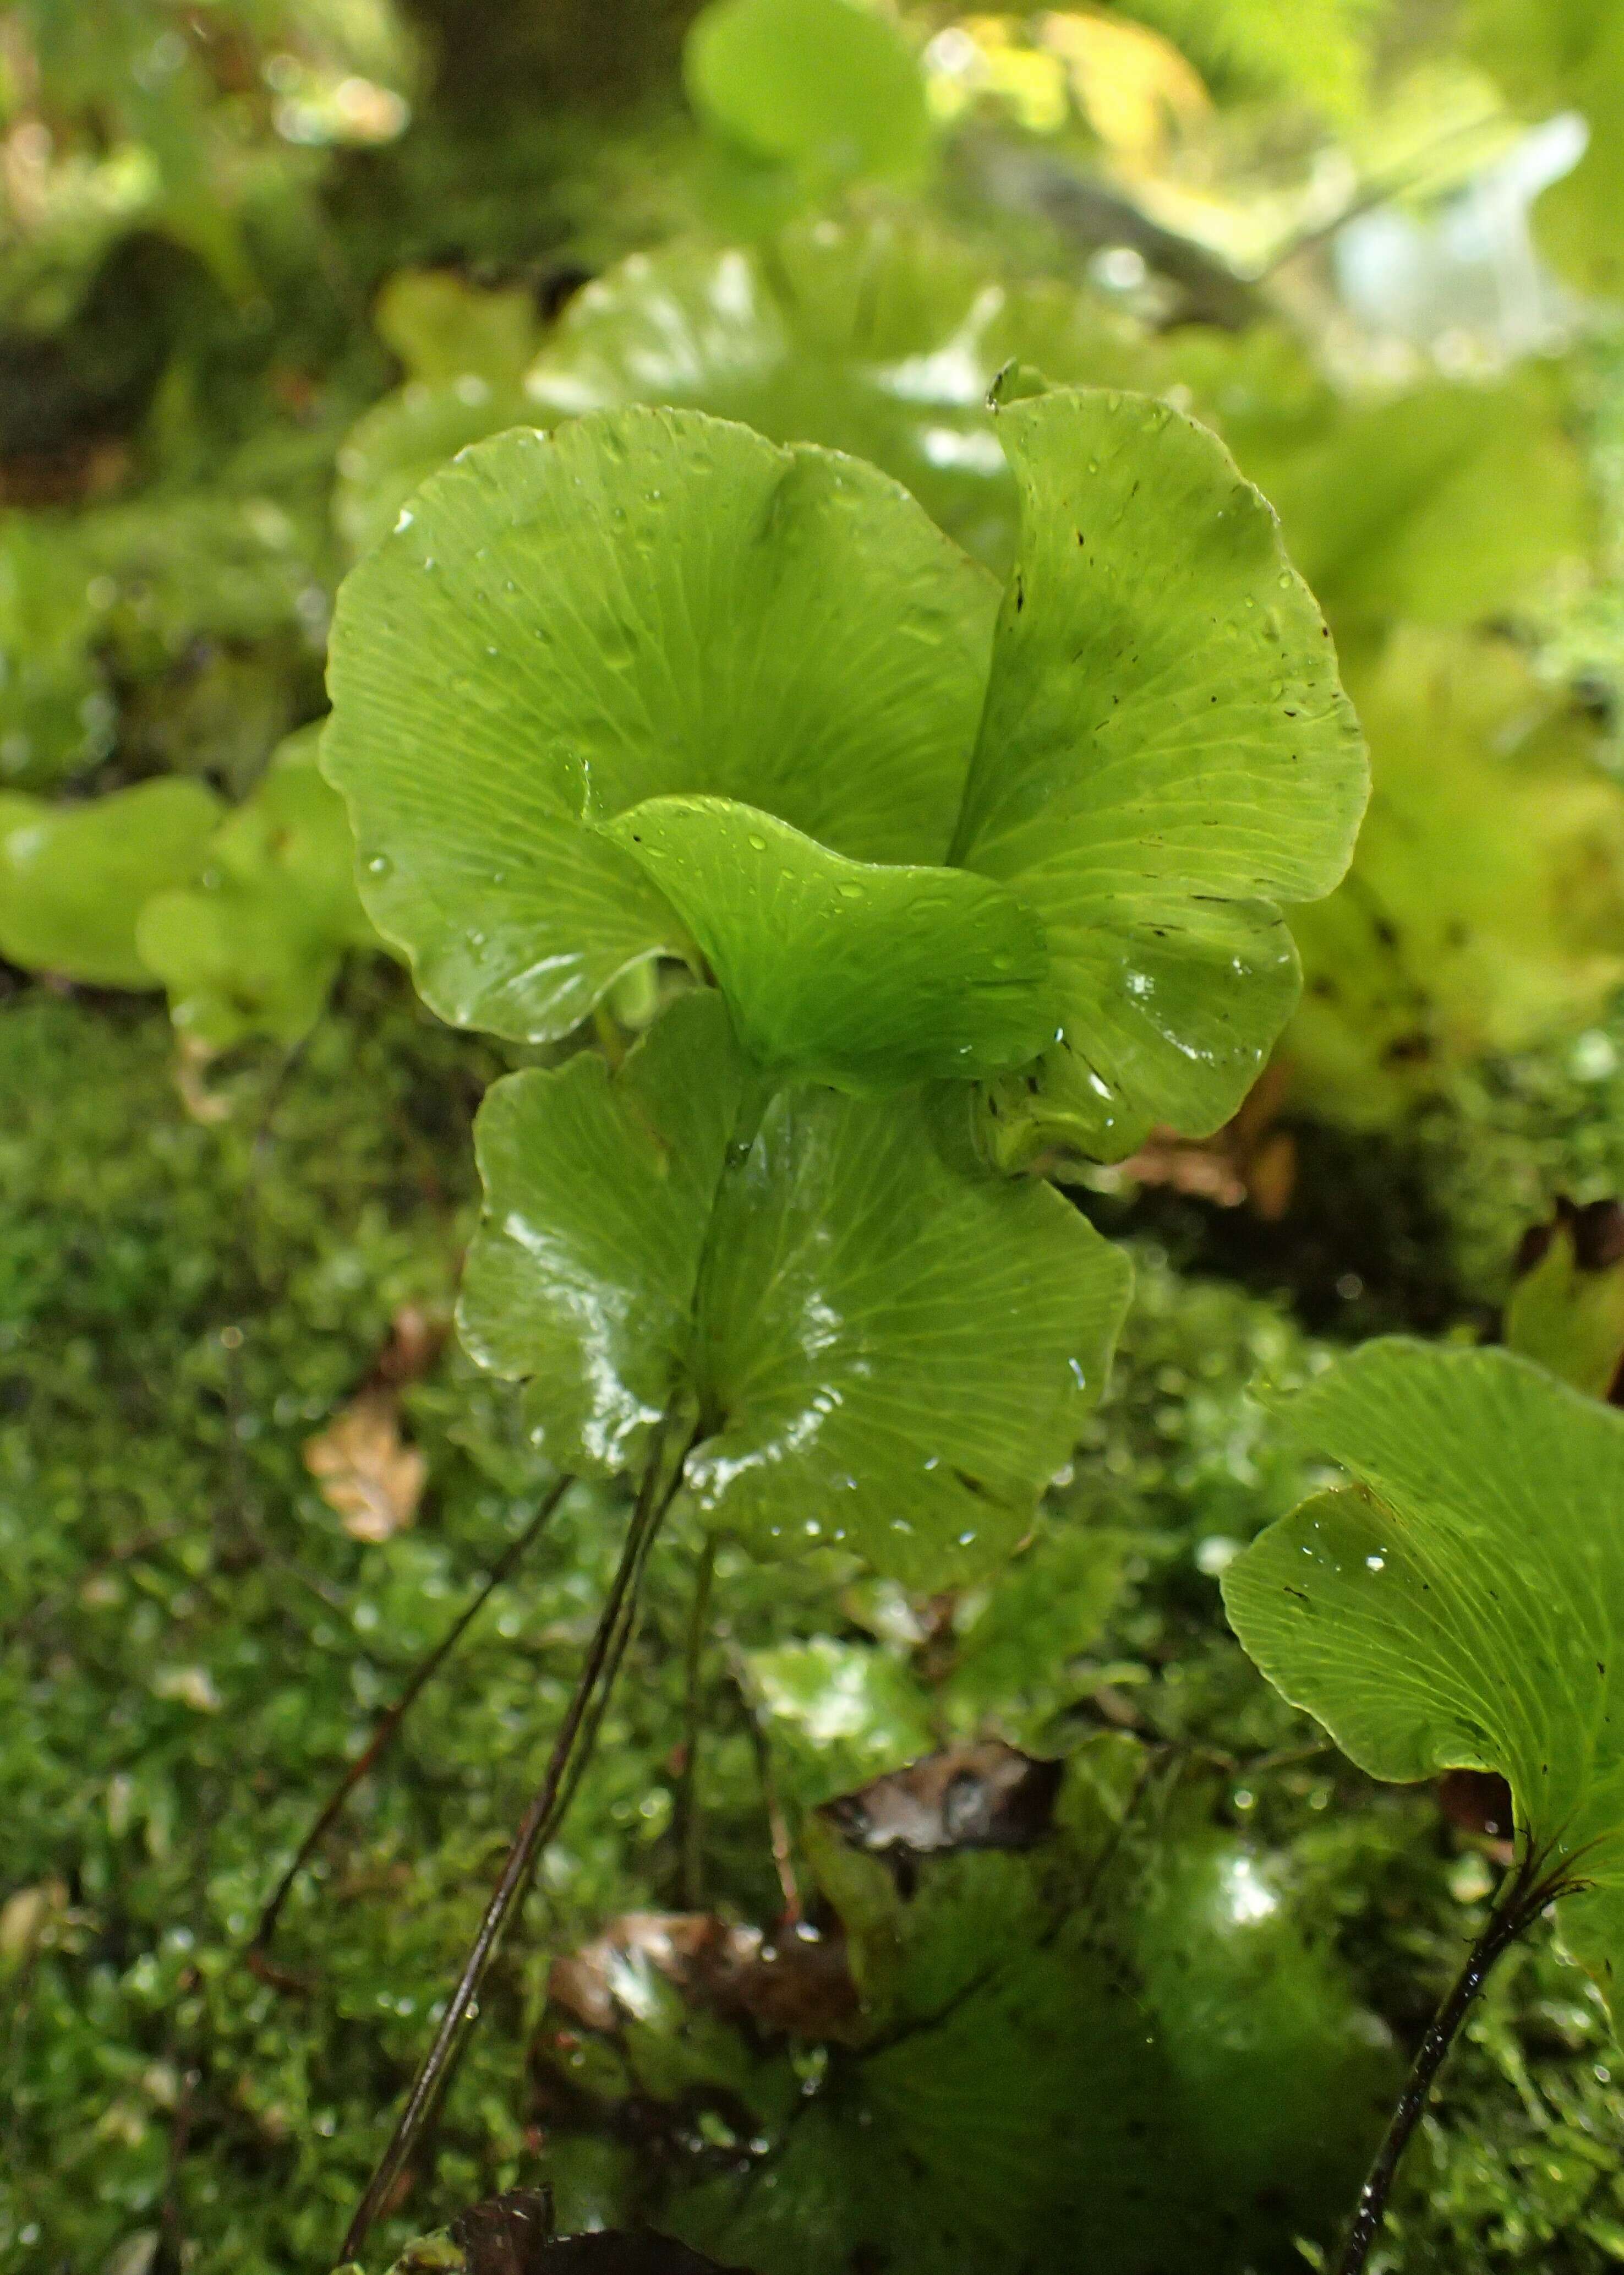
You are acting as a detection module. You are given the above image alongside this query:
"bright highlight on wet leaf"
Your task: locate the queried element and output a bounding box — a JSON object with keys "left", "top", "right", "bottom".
{"left": 322, "top": 406, "right": 997, "bottom": 1045}
{"left": 1223, "top": 1339, "right": 1624, "bottom": 2026}
{"left": 953, "top": 385, "right": 1368, "bottom": 1161}
{"left": 460, "top": 992, "right": 1130, "bottom": 1587}
{"left": 599, "top": 794, "right": 1052, "bottom": 1090}
{"left": 519, "top": 217, "right": 1153, "bottom": 574}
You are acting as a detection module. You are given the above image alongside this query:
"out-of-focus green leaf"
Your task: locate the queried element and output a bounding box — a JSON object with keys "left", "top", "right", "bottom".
{"left": 371, "top": 269, "right": 540, "bottom": 392}
{"left": 1286, "top": 628, "right": 1624, "bottom": 1127}
{"left": 1223, "top": 1339, "right": 1624, "bottom": 2028}
{"left": 952, "top": 384, "right": 1367, "bottom": 1163}
{"left": 683, "top": 0, "right": 932, "bottom": 186}
{"left": 460, "top": 992, "right": 1130, "bottom": 1586}
{"left": 747, "top": 1637, "right": 936, "bottom": 1800}
{"left": 1505, "top": 1199, "right": 1624, "bottom": 1404}
{"left": 1251, "top": 373, "right": 1595, "bottom": 629}
{"left": 941, "top": 1523, "right": 1127, "bottom": 1737}
{"left": 323, "top": 407, "right": 997, "bottom": 1046}
{"left": 599, "top": 794, "right": 1051, "bottom": 1092}
{"left": 0, "top": 516, "right": 113, "bottom": 788}
{"left": 135, "top": 727, "right": 378, "bottom": 1049}
{"left": 1471, "top": 0, "right": 1624, "bottom": 299}
{"left": 0, "top": 776, "right": 222, "bottom": 987}
{"left": 341, "top": 216, "right": 1157, "bottom": 574}
{"left": 335, "top": 270, "right": 543, "bottom": 557}
{"left": 524, "top": 218, "right": 1155, "bottom": 574}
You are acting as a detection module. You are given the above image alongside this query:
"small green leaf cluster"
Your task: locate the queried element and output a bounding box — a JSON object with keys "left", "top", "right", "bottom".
{"left": 0, "top": 728, "right": 380, "bottom": 1047}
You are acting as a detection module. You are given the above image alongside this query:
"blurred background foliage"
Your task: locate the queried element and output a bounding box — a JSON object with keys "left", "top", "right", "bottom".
{"left": 6, "top": 1, "right": 1624, "bottom": 2269}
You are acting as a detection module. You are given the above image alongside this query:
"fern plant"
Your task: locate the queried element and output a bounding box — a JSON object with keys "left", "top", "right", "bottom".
{"left": 318, "top": 377, "right": 1364, "bottom": 2254}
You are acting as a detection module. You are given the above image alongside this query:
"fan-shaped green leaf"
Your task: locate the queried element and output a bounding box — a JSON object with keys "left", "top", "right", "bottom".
{"left": 461, "top": 992, "right": 1130, "bottom": 1587}
{"left": 322, "top": 407, "right": 998, "bottom": 1046}
{"left": 599, "top": 794, "right": 1051, "bottom": 1090}
{"left": 0, "top": 777, "right": 223, "bottom": 988}
{"left": 1222, "top": 1339, "right": 1624, "bottom": 2026}
{"left": 684, "top": 0, "right": 932, "bottom": 186}
{"left": 659, "top": 1750, "right": 1394, "bottom": 2272}
{"left": 950, "top": 385, "right": 1368, "bottom": 1163}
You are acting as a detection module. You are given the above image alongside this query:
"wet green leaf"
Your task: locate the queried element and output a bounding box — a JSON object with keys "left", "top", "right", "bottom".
{"left": 683, "top": 0, "right": 932, "bottom": 186}
{"left": 746, "top": 1638, "right": 936, "bottom": 1800}
{"left": 336, "top": 270, "right": 543, "bottom": 558}
{"left": 0, "top": 777, "right": 223, "bottom": 988}
{"left": 600, "top": 794, "right": 1051, "bottom": 1091}
{"left": 460, "top": 992, "right": 1130, "bottom": 1585}
{"left": 1223, "top": 1339, "right": 1624, "bottom": 2027}
{"left": 323, "top": 407, "right": 997, "bottom": 1045}
{"left": 952, "top": 385, "right": 1368, "bottom": 1162}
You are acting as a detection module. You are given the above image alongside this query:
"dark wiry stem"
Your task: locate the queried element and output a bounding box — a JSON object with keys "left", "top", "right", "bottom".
{"left": 249, "top": 1480, "right": 570, "bottom": 1979}
{"left": 677, "top": 1533, "right": 718, "bottom": 1911}
{"left": 728, "top": 1641, "right": 800, "bottom": 1925}
{"left": 1335, "top": 1846, "right": 1572, "bottom": 2275}
{"left": 337, "top": 1426, "right": 688, "bottom": 2265}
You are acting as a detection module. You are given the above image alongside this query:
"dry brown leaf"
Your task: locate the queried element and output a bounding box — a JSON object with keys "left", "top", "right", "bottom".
{"left": 548, "top": 1910, "right": 859, "bottom": 2044}
{"left": 303, "top": 1389, "right": 426, "bottom": 1542}
{"left": 818, "top": 1739, "right": 1062, "bottom": 1856}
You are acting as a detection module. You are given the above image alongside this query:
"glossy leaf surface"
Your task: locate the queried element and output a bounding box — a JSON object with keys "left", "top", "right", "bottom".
{"left": 952, "top": 385, "right": 1368, "bottom": 1161}
{"left": 683, "top": 0, "right": 932, "bottom": 184}
{"left": 461, "top": 993, "right": 1130, "bottom": 1586}
{"left": 600, "top": 794, "right": 1051, "bottom": 1090}
{"left": 1223, "top": 1339, "right": 1624, "bottom": 2026}
{"left": 323, "top": 407, "right": 998, "bottom": 1044}
{"left": 0, "top": 777, "right": 223, "bottom": 988}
